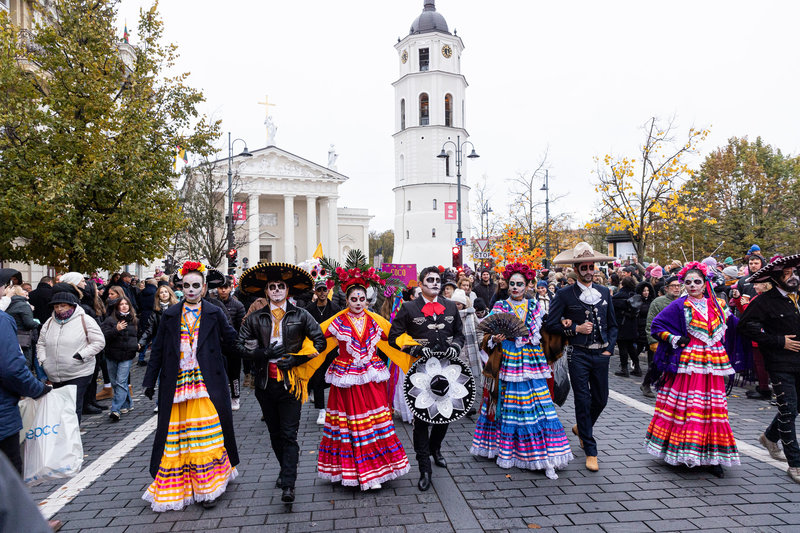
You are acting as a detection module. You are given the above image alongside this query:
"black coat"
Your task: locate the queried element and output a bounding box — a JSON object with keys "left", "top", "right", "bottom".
{"left": 388, "top": 295, "right": 465, "bottom": 354}
{"left": 738, "top": 287, "right": 800, "bottom": 373}
{"left": 101, "top": 314, "right": 139, "bottom": 362}
{"left": 142, "top": 301, "right": 239, "bottom": 478}
{"left": 28, "top": 282, "right": 53, "bottom": 325}
{"left": 136, "top": 284, "right": 157, "bottom": 331}
{"left": 219, "top": 295, "right": 246, "bottom": 331}
{"left": 545, "top": 283, "right": 618, "bottom": 351}
{"left": 612, "top": 287, "right": 640, "bottom": 341}
{"left": 473, "top": 282, "right": 497, "bottom": 308}
{"left": 304, "top": 299, "right": 341, "bottom": 324}
{"left": 236, "top": 302, "right": 326, "bottom": 389}
{"left": 137, "top": 307, "right": 164, "bottom": 348}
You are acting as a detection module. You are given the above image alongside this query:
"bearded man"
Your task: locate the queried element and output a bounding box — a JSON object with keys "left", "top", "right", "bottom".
{"left": 738, "top": 254, "right": 800, "bottom": 484}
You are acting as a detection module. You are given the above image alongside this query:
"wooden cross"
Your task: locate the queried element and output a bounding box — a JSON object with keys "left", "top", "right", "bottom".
{"left": 257, "top": 95, "right": 277, "bottom": 120}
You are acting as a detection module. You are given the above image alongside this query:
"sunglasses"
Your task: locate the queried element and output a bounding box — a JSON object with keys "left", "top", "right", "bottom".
{"left": 267, "top": 283, "right": 287, "bottom": 291}
{"left": 315, "top": 287, "right": 328, "bottom": 292}
{"left": 182, "top": 282, "right": 202, "bottom": 289}
{"left": 684, "top": 279, "right": 704, "bottom": 286}
{"left": 508, "top": 281, "right": 526, "bottom": 287}
{"left": 579, "top": 265, "right": 595, "bottom": 272}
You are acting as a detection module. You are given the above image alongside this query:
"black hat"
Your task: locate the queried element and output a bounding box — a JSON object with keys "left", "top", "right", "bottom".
{"left": 473, "top": 297, "right": 488, "bottom": 312}
{"left": 239, "top": 262, "right": 314, "bottom": 296}
{"left": 204, "top": 266, "right": 226, "bottom": 290}
{"left": 404, "top": 351, "right": 476, "bottom": 425}
{"left": 748, "top": 254, "right": 800, "bottom": 283}
{"left": 664, "top": 275, "right": 679, "bottom": 286}
{"left": 222, "top": 275, "right": 234, "bottom": 288}
{"left": 314, "top": 279, "right": 328, "bottom": 291}
{"left": 50, "top": 291, "right": 79, "bottom": 307}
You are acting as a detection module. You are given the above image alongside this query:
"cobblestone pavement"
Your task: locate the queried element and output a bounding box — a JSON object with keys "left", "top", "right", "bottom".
{"left": 27, "top": 358, "right": 800, "bottom": 533}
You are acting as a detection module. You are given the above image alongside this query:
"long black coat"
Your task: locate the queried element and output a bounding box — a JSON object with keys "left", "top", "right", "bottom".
{"left": 142, "top": 301, "right": 239, "bottom": 478}
{"left": 388, "top": 295, "right": 466, "bottom": 353}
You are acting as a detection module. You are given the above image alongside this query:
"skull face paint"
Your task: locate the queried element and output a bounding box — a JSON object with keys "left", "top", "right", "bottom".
{"left": 266, "top": 281, "right": 288, "bottom": 305}
{"left": 347, "top": 287, "right": 368, "bottom": 315}
{"left": 182, "top": 273, "right": 205, "bottom": 303}
{"left": 421, "top": 273, "right": 441, "bottom": 299}
{"left": 509, "top": 273, "right": 527, "bottom": 301}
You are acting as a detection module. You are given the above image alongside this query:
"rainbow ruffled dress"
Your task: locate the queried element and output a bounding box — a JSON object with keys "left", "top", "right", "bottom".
{"left": 143, "top": 305, "right": 237, "bottom": 511}
{"left": 645, "top": 296, "right": 740, "bottom": 467}
{"left": 317, "top": 312, "right": 410, "bottom": 489}
{"left": 471, "top": 299, "right": 573, "bottom": 479}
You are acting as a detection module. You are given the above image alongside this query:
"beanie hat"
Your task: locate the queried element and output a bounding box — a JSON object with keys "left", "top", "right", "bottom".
{"left": 450, "top": 289, "right": 468, "bottom": 307}
{"left": 748, "top": 244, "right": 761, "bottom": 255}
{"left": 60, "top": 272, "right": 84, "bottom": 286}
{"left": 537, "top": 280, "right": 548, "bottom": 288}
{"left": 50, "top": 291, "right": 79, "bottom": 307}
{"left": 722, "top": 266, "right": 739, "bottom": 279}
{"left": 650, "top": 266, "right": 663, "bottom": 279}
{"left": 473, "top": 297, "right": 488, "bottom": 312}
{"left": 701, "top": 257, "right": 717, "bottom": 269}
{"left": 723, "top": 257, "right": 734, "bottom": 266}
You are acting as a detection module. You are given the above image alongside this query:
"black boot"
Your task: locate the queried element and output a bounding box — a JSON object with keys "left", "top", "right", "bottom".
{"left": 746, "top": 389, "right": 771, "bottom": 400}
{"left": 431, "top": 450, "right": 448, "bottom": 468}
{"left": 708, "top": 465, "right": 724, "bottom": 478}
{"left": 281, "top": 487, "right": 295, "bottom": 503}
{"left": 90, "top": 401, "right": 108, "bottom": 411}
{"left": 201, "top": 499, "right": 217, "bottom": 509}
{"left": 418, "top": 472, "right": 432, "bottom": 491}
{"left": 614, "top": 368, "right": 630, "bottom": 377}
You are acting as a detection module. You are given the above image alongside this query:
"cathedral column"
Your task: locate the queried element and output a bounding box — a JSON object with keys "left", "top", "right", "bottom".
{"left": 306, "top": 195, "right": 317, "bottom": 259}
{"left": 247, "top": 193, "right": 260, "bottom": 266}
{"left": 327, "top": 196, "right": 338, "bottom": 261}
{"left": 283, "top": 195, "right": 296, "bottom": 263}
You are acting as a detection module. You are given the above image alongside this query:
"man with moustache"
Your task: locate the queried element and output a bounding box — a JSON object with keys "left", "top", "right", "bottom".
{"left": 738, "top": 254, "right": 800, "bottom": 484}
{"left": 545, "top": 243, "right": 617, "bottom": 473}
{"left": 388, "top": 266, "right": 465, "bottom": 491}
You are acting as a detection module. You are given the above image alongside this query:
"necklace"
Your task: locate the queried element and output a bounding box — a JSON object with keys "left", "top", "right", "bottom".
{"left": 315, "top": 302, "right": 328, "bottom": 317}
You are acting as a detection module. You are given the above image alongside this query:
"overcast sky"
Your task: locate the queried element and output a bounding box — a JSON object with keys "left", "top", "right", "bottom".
{"left": 116, "top": 0, "right": 800, "bottom": 233}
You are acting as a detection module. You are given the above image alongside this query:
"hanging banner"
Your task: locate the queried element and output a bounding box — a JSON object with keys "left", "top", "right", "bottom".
{"left": 444, "top": 202, "right": 457, "bottom": 224}
{"left": 233, "top": 202, "right": 247, "bottom": 222}
{"left": 381, "top": 263, "right": 417, "bottom": 287}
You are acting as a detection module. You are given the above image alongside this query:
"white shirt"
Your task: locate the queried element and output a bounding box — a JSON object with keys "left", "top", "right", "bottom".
{"left": 577, "top": 281, "right": 602, "bottom": 305}
{"left": 268, "top": 301, "right": 287, "bottom": 361}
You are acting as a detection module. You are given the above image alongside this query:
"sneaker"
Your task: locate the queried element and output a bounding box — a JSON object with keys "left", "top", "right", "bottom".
{"left": 120, "top": 406, "right": 134, "bottom": 414}
{"left": 759, "top": 433, "right": 787, "bottom": 462}
{"left": 109, "top": 411, "right": 120, "bottom": 422}
{"left": 316, "top": 409, "right": 326, "bottom": 425}
{"left": 231, "top": 398, "right": 240, "bottom": 411}
{"left": 788, "top": 467, "right": 800, "bottom": 484}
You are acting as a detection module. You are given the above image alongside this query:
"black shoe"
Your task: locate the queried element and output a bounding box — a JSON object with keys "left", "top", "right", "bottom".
{"left": 201, "top": 499, "right": 217, "bottom": 509}
{"left": 82, "top": 404, "right": 102, "bottom": 415}
{"left": 431, "top": 450, "right": 448, "bottom": 468}
{"left": 614, "top": 369, "right": 630, "bottom": 377}
{"left": 640, "top": 384, "right": 655, "bottom": 398}
{"left": 109, "top": 411, "right": 120, "bottom": 422}
{"left": 631, "top": 367, "right": 643, "bottom": 377}
{"left": 708, "top": 465, "right": 724, "bottom": 478}
{"left": 281, "top": 487, "right": 295, "bottom": 503}
{"left": 90, "top": 401, "right": 108, "bottom": 411}
{"left": 467, "top": 407, "right": 477, "bottom": 416}
{"left": 746, "top": 389, "right": 771, "bottom": 400}
{"left": 418, "top": 472, "right": 432, "bottom": 491}
{"left": 137, "top": 360, "right": 148, "bottom": 367}
{"left": 275, "top": 476, "right": 282, "bottom": 489}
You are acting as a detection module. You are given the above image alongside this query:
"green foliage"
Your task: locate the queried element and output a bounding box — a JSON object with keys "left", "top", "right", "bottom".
{"left": 0, "top": 1, "right": 219, "bottom": 271}
{"left": 368, "top": 229, "right": 394, "bottom": 263}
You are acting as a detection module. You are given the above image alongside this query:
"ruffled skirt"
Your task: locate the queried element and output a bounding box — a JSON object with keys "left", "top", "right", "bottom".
{"left": 471, "top": 377, "right": 573, "bottom": 478}
{"left": 318, "top": 380, "right": 409, "bottom": 489}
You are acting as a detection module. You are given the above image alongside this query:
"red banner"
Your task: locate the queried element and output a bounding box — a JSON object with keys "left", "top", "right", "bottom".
{"left": 233, "top": 202, "right": 247, "bottom": 222}
{"left": 444, "top": 202, "right": 457, "bottom": 222}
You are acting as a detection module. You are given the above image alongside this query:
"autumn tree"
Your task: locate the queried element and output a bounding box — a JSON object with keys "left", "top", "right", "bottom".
{"left": 369, "top": 230, "right": 395, "bottom": 263}
{"left": 471, "top": 174, "right": 504, "bottom": 239}
{"left": 0, "top": 1, "right": 218, "bottom": 272}
{"left": 675, "top": 137, "right": 800, "bottom": 260}
{"left": 489, "top": 225, "right": 545, "bottom": 273}
{"left": 590, "top": 117, "right": 710, "bottom": 260}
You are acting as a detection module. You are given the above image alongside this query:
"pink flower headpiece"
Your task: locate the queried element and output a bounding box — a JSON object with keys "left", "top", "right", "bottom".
{"left": 677, "top": 261, "right": 713, "bottom": 282}
{"left": 502, "top": 262, "right": 536, "bottom": 281}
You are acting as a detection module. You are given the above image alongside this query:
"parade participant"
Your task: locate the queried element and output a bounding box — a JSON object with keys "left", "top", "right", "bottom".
{"left": 216, "top": 276, "right": 246, "bottom": 410}
{"left": 314, "top": 251, "right": 411, "bottom": 490}
{"left": 471, "top": 263, "right": 573, "bottom": 479}
{"left": 142, "top": 261, "right": 239, "bottom": 511}
{"left": 389, "top": 266, "right": 465, "bottom": 491}
{"left": 305, "top": 279, "right": 341, "bottom": 424}
{"left": 545, "top": 242, "right": 617, "bottom": 472}
{"left": 236, "top": 262, "right": 326, "bottom": 505}
{"left": 738, "top": 254, "right": 800, "bottom": 483}
{"left": 386, "top": 284, "right": 419, "bottom": 424}
{"left": 451, "top": 289, "right": 482, "bottom": 382}
{"left": 642, "top": 276, "right": 682, "bottom": 398}
{"left": 646, "top": 261, "right": 740, "bottom": 478}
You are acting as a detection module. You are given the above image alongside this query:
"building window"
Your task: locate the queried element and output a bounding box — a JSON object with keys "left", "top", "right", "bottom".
{"left": 444, "top": 94, "right": 453, "bottom": 127}
{"left": 419, "top": 47, "right": 429, "bottom": 71}
{"left": 399, "top": 154, "right": 405, "bottom": 181}
{"left": 407, "top": 200, "right": 411, "bottom": 211}
{"left": 400, "top": 98, "right": 405, "bottom": 130}
{"left": 432, "top": 228, "right": 436, "bottom": 238}
{"left": 406, "top": 230, "right": 410, "bottom": 239}
{"left": 419, "top": 93, "right": 429, "bottom": 126}
{"left": 445, "top": 154, "right": 451, "bottom": 177}
{"left": 432, "top": 199, "right": 437, "bottom": 210}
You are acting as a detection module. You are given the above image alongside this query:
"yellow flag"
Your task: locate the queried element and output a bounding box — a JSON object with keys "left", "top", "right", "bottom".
{"left": 313, "top": 243, "right": 324, "bottom": 259}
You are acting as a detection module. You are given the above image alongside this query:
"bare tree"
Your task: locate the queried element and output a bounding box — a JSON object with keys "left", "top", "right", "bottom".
{"left": 173, "top": 159, "right": 252, "bottom": 268}
{"left": 471, "top": 174, "right": 503, "bottom": 239}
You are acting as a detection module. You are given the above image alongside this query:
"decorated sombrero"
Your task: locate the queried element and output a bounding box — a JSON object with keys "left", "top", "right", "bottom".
{"left": 205, "top": 265, "right": 226, "bottom": 289}
{"left": 239, "top": 262, "right": 314, "bottom": 295}
{"left": 404, "top": 351, "right": 476, "bottom": 425}
{"left": 747, "top": 254, "right": 800, "bottom": 283}
{"left": 552, "top": 241, "right": 615, "bottom": 265}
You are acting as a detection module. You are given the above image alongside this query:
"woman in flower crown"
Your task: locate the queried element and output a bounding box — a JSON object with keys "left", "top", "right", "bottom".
{"left": 315, "top": 251, "right": 412, "bottom": 490}
{"left": 645, "top": 261, "right": 740, "bottom": 477}
{"left": 141, "top": 261, "right": 240, "bottom": 511}
{"left": 471, "top": 262, "right": 573, "bottom": 479}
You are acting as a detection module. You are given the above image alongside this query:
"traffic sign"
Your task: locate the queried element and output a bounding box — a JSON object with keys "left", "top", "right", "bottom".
{"left": 474, "top": 251, "right": 492, "bottom": 259}
{"left": 475, "top": 238, "right": 490, "bottom": 251}
{"left": 455, "top": 238, "right": 467, "bottom": 246}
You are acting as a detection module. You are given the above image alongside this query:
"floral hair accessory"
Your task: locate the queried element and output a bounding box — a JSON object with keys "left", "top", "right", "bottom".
{"left": 321, "top": 249, "right": 402, "bottom": 294}
{"left": 502, "top": 262, "right": 536, "bottom": 281}
{"left": 180, "top": 261, "right": 206, "bottom": 277}
{"left": 677, "top": 261, "right": 713, "bottom": 282}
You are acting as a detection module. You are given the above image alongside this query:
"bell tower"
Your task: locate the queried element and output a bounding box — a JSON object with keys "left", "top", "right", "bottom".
{"left": 392, "top": 0, "right": 472, "bottom": 268}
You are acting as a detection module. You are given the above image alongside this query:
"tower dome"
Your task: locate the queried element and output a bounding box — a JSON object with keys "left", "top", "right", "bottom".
{"left": 409, "top": 0, "right": 450, "bottom": 35}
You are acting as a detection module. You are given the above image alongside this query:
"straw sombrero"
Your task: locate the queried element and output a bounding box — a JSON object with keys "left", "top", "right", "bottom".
{"left": 552, "top": 242, "right": 616, "bottom": 265}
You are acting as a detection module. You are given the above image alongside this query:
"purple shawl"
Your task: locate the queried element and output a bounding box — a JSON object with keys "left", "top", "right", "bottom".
{"left": 651, "top": 296, "right": 750, "bottom": 374}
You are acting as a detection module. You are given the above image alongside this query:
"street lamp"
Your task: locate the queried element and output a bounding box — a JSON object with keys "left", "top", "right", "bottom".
{"left": 227, "top": 132, "right": 252, "bottom": 273}
{"left": 480, "top": 201, "right": 493, "bottom": 239}
{"left": 540, "top": 169, "right": 550, "bottom": 268}
{"left": 438, "top": 135, "right": 479, "bottom": 261}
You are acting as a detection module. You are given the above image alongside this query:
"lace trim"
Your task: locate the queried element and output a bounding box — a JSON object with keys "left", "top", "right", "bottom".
{"left": 142, "top": 467, "right": 238, "bottom": 512}
{"left": 319, "top": 463, "right": 410, "bottom": 491}
{"left": 326, "top": 366, "right": 390, "bottom": 388}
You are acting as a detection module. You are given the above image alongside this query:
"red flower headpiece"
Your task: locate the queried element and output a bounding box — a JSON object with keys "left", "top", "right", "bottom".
{"left": 502, "top": 262, "right": 536, "bottom": 281}
{"left": 677, "top": 261, "right": 713, "bottom": 282}
{"left": 179, "top": 261, "right": 206, "bottom": 277}
{"left": 334, "top": 266, "right": 387, "bottom": 293}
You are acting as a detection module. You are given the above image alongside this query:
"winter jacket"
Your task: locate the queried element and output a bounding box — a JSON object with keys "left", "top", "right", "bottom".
{"left": 646, "top": 293, "right": 679, "bottom": 346}
{"left": 738, "top": 286, "right": 800, "bottom": 374}
{"left": 37, "top": 306, "right": 105, "bottom": 382}
{"left": 634, "top": 282, "right": 654, "bottom": 344}
{"left": 28, "top": 282, "right": 53, "bottom": 325}
{"left": 137, "top": 307, "right": 165, "bottom": 348}
{"left": 218, "top": 295, "right": 246, "bottom": 331}
{"left": 5, "top": 295, "right": 37, "bottom": 333}
{"left": 136, "top": 284, "right": 157, "bottom": 331}
{"left": 0, "top": 311, "right": 46, "bottom": 441}
{"left": 473, "top": 282, "right": 497, "bottom": 308}
{"left": 612, "top": 287, "right": 639, "bottom": 341}
{"left": 101, "top": 314, "right": 139, "bottom": 362}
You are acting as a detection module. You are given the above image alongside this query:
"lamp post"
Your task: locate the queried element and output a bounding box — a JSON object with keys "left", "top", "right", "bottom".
{"left": 480, "top": 200, "right": 493, "bottom": 239}
{"left": 438, "top": 135, "right": 479, "bottom": 261}
{"left": 540, "top": 169, "right": 550, "bottom": 268}
{"left": 226, "top": 132, "right": 252, "bottom": 269}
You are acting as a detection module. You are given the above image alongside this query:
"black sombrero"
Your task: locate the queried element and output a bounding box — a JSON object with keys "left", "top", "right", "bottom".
{"left": 239, "top": 262, "right": 314, "bottom": 295}
{"left": 205, "top": 266, "right": 225, "bottom": 289}
{"left": 748, "top": 254, "right": 800, "bottom": 283}
{"left": 404, "top": 351, "right": 476, "bottom": 425}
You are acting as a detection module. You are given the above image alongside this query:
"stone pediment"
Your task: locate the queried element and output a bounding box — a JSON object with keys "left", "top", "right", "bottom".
{"left": 228, "top": 146, "right": 348, "bottom": 182}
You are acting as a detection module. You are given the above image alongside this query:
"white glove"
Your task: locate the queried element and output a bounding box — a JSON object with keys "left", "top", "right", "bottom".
{"left": 445, "top": 346, "right": 459, "bottom": 359}
{"left": 421, "top": 347, "right": 433, "bottom": 358}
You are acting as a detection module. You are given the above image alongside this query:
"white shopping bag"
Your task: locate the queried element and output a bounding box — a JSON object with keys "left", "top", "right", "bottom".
{"left": 18, "top": 396, "right": 36, "bottom": 445}
{"left": 23, "top": 385, "right": 84, "bottom": 485}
